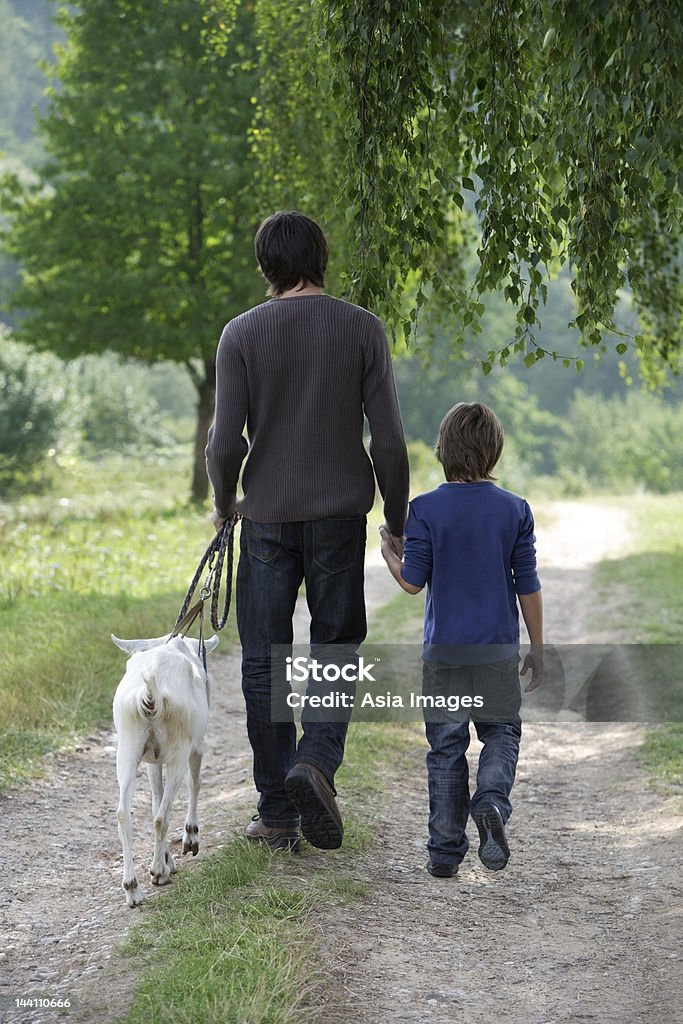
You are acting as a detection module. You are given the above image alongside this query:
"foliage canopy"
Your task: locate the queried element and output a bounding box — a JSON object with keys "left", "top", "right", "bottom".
{"left": 257, "top": 0, "right": 683, "bottom": 375}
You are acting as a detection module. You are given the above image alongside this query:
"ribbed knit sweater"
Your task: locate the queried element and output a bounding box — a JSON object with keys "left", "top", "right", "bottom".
{"left": 205, "top": 293, "right": 410, "bottom": 536}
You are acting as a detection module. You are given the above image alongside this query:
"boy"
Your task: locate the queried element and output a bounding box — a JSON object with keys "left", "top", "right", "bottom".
{"left": 379, "top": 401, "right": 543, "bottom": 877}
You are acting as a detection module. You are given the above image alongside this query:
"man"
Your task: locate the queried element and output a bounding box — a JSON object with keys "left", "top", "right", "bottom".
{"left": 206, "top": 210, "right": 409, "bottom": 851}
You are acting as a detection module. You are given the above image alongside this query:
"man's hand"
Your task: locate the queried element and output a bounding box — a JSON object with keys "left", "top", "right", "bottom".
{"left": 378, "top": 525, "right": 422, "bottom": 595}
{"left": 521, "top": 646, "right": 544, "bottom": 692}
{"left": 210, "top": 507, "right": 227, "bottom": 532}
{"left": 380, "top": 523, "right": 404, "bottom": 559}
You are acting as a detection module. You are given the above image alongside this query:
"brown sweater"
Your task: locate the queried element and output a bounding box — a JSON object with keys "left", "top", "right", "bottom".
{"left": 205, "top": 293, "right": 409, "bottom": 536}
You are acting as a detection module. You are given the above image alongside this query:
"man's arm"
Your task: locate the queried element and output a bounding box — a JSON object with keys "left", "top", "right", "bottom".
{"left": 362, "top": 318, "right": 410, "bottom": 541}
{"left": 205, "top": 324, "right": 249, "bottom": 523}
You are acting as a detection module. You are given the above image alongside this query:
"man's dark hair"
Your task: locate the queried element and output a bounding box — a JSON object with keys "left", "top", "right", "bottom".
{"left": 254, "top": 211, "right": 329, "bottom": 296}
{"left": 435, "top": 402, "right": 504, "bottom": 482}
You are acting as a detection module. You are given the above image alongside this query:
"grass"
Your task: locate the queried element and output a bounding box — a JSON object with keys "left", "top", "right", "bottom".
{"left": 640, "top": 726, "right": 683, "bottom": 789}
{"left": 0, "top": 440, "right": 435, "bottom": 789}
{"left": 118, "top": 843, "right": 322, "bottom": 1024}
{"left": 594, "top": 494, "right": 683, "bottom": 789}
{"left": 366, "top": 588, "right": 425, "bottom": 643}
{"left": 10, "top": 452, "right": 679, "bottom": 1019}
{"left": 0, "top": 449, "right": 236, "bottom": 789}
{"left": 120, "top": 487, "right": 584, "bottom": 1022}
{"left": 595, "top": 494, "right": 683, "bottom": 643}
{"left": 113, "top": 711, "right": 417, "bottom": 1024}
{"left": 110, "top": 566, "right": 420, "bottom": 1021}
{"left": 0, "top": 448, "right": 422, "bottom": 1023}
{"left": 110, "top": 487, "right": 420, "bottom": 1024}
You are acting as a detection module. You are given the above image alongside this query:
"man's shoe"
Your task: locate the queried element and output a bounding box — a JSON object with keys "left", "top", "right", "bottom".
{"left": 284, "top": 763, "right": 343, "bottom": 850}
{"left": 427, "top": 861, "right": 459, "bottom": 878}
{"left": 473, "top": 803, "right": 510, "bottom": 870}
{"left": 243, "top": 815, "right": 300, "bottom": 852}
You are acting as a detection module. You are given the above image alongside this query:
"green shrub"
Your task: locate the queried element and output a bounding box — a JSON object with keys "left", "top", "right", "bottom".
{"left": 0, "top": 334, "right": 191, "bottom": 495}
{"left": 63, "top": 352, "right": 174, "bottom": 453}
{"left": 0, "top": 330, "right": 62, "bottom": 495}
{"left": 555, "top": 390, "right": 683, "bottom": 494}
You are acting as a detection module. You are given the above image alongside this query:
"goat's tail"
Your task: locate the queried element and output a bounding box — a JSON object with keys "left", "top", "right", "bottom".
{"left": 136, "top": 670, "right": 163, "bottom": 720}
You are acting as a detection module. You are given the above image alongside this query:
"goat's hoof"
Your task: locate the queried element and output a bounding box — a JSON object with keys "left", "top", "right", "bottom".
{"left": 123, "top": 878, "right": 144, "bottom": 907}
{"left": 150, "top": 870, "right": 172, "bottom": 886}
{"left": 183, "top": 824, "right": 200, "bottom": 856}
{"left": 149, "top": 857, "right": 173, "bottom": 885}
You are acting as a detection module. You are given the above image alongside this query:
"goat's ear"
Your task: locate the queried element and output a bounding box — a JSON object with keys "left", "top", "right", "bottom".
{"left": 111, "top": 634, "right": 171, "bottom": 654}
{"left": 204, "top": 635, "right": 219, "bottom": 654}
{"left": 183, "top": 635, "right": 219, "bottom": 657}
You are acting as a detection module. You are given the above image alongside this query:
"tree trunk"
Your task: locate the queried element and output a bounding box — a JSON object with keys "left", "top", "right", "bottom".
{"left": 189, "top": 358, "right": 216, "bottom": 504}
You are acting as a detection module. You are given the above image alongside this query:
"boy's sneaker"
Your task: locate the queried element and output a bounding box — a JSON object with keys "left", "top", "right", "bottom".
{"left": 474, "top": 803, "right": 510, "bottom": 870}
{"left": 427, "top": 861, "right": 459, "bottom": 878}
{"left": 243, "top": 815, "right": 301, "bottom": 852}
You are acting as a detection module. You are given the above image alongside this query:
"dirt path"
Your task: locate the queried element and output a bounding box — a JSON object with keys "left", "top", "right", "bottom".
{"left": 0, "top": 542, "right": 396, "bottom": 1024}
{"left": 1, "top": 503, "right": 681, "bottom": 1024}
{"left": 315, "top": 503, "right": 683, "bottom": 1024}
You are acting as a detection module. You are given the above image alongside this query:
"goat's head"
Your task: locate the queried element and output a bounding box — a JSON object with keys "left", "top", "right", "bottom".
{"left": 111, "top": 634, "right": 219, "bottom": 658}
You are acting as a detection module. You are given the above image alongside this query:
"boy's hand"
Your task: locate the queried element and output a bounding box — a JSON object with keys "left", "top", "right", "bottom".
{"left": 379, "top": 525, "right": 400, "bottom": 567}
{"left": 379, "top": 524, "right": 404, "bottom": 559}
{"left": 521, "top": 647, "right": 544, "bottom": 692}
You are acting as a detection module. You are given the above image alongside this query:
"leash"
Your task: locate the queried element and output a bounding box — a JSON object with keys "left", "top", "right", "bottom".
{"left": 169, "top": 513, "right": 239, "bottom": 670}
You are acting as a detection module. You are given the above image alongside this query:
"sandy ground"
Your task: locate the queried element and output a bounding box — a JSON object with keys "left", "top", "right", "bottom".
{"left": 1, "top": 503, "right": 681, "bottom": 1024}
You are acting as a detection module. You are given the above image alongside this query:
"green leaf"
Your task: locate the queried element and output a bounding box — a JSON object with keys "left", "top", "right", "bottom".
{"left": 542, "top": 28, "right": 557, "bottom": 51}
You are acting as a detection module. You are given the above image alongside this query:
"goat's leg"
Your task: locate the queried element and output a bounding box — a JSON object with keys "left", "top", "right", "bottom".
{"left": 117, "top": 747, "right": 144, "bottom": 907}
{"left": 182, "top": 748, "right": 203, "bottom": 856}
{"left": 147, "top": 763, "right": 176, "bottom": 876}
{"left": 147, "top": 761, "right": 163, "bottom": 817}
{"left": 149, "top": 758, "right": 186, "bottom": 885}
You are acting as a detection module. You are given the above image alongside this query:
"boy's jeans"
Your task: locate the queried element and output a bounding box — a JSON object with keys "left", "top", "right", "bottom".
{"left": 236, "top": 516, "right": 367, "bottom": 828}
{"left": 423, "top": 658, "right": 522, "bottom": 868}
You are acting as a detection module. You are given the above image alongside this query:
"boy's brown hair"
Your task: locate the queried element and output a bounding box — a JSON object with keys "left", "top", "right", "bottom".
{"left": 435, "top": 402, "right": 504, "bottom": 482}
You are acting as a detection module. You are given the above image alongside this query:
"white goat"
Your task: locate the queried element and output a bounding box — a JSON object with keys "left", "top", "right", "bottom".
{"left": 111, "top": 632, "right": 218, "bottom": 907}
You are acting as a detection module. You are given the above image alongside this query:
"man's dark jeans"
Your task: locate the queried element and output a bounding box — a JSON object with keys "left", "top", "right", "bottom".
{"left": 236, "top": 516, "right": 367, "bottom": 828}
{"left": 422, "top": 657, "right": 522, "bottom": 868}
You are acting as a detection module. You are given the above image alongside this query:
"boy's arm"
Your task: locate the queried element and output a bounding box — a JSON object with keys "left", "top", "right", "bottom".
{"left": 519, "top": 590, "right": 544, "bottom": 692}
{"left": 511, "top": 500, "right": 544, "bottom": 692}
{"left": 379, "top": 525, "right": 424, "bottom": 595}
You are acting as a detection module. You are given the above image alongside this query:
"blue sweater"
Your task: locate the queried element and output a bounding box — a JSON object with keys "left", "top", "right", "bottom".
{"left": 400, "top": 482, "right": 541, "bottom": 663}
